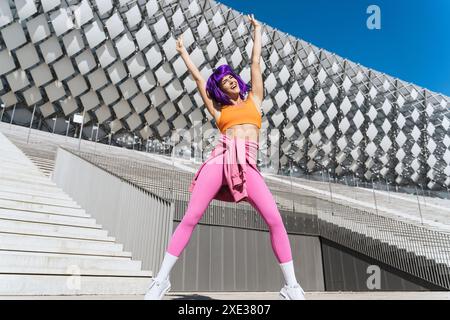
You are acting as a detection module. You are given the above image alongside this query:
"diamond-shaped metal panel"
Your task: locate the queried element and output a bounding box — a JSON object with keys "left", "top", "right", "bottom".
{"left": 0, "top": 0, "right": 449, "bottom": 190}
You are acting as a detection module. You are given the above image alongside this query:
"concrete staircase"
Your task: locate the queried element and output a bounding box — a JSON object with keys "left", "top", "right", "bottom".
{"left": 0, "top": 132, "right": 152, "bottom": 296}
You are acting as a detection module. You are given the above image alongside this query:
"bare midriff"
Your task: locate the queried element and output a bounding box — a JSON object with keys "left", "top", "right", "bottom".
{"left": 223, "top": 123, "right": 259, "bottom": 143}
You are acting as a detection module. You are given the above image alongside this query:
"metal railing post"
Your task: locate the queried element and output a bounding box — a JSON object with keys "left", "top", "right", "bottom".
{"left": 52, "top": 116, "right": 57, "bottom": 134}
{"left": 371, "top": 178, "right": 379, "bottom": 215}
{"left": 65, "top": 119, "right": 70, "bottom": 140}
{"left": 414, "top": 186, "right": 424, "bottom": 225}
{"left": 9, "top": 103, "right": 16, "bottom": 130}
{"left": 420, "top": 185, "right": 427, "bottom": 207}
{"left": 26, "top": 104, "right": 36, "bottom": 144}
{"left": 386, "top": 179, "right": 391, "bottom": 203}
{"left": 289, "top": 159, "right": 294, "bottom": 214}
{"left": 77, "top": 110, "right": 85, "bottom": 152}
{"left": 0, "top": 103, "right": 5, "bottom": 123}
{"left": 327, "top": 170, "right": 334, "bottom": 216}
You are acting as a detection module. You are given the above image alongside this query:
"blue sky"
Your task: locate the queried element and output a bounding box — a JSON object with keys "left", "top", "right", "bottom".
{"left": 217, "top": 0, "right": 450, "bottom": 97}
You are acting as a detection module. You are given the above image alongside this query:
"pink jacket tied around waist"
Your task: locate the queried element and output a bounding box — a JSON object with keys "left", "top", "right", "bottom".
{"left": 188, "top": 134, "right": 263, "bottom": 203}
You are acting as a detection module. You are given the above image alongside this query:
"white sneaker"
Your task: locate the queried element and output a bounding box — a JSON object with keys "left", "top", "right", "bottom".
{"left": 279, "top": 283, "right": 306, "bottom": 300}
{"left": 144, "top": 277, "right": 171, "bottom": 300}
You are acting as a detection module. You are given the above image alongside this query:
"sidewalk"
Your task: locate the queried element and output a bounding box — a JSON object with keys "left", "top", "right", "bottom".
{"left": 1, "top": 291, "right": 449, "bottom": 300}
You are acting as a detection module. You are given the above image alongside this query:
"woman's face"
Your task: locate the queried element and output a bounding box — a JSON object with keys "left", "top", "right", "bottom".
{"left": 219, "top": 74, "right": 240, "bottom": 96}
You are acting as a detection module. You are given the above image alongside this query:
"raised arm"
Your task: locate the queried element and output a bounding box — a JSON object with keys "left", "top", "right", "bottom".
{"left": 248, "top": 14, "right": 263, "bottom": 108}
{"left": 176, "top": 35, "right": 217, "bottom": 121}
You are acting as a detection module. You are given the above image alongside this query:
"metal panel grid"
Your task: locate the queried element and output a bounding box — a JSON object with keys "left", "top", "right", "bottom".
{"left": 0, "top": 0, "right": 449, "bottom": 190}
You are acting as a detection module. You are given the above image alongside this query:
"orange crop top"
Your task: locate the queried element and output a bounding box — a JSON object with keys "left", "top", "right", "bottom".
{"left": 216, "top": 91, "right": 262, "bottom": 133}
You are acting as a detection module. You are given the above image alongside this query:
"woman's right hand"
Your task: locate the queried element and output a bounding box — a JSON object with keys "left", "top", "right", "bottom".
{"left": 176, "top": 35, "right": 186, "bottom": 55}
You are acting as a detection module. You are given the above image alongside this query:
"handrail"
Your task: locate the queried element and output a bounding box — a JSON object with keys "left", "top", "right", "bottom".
{"left": 60, "top": 146, "right": 172, "bottom": 206}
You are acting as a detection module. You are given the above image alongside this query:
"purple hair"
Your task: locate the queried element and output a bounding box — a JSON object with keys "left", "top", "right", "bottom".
{"left": 205, "top": 64, "right": 249, "bottom": 106}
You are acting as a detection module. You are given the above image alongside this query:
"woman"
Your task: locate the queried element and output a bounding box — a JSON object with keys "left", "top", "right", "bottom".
{"left": 144, "top": 14, "right": 305, "bottom": 300}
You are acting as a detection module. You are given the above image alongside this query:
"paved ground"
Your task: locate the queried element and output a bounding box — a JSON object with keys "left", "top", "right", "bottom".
{"left": 1, "top": 291, "right": 449, "bottom": 300}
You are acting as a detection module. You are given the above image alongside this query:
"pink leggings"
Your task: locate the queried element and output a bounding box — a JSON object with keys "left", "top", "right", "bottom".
{"left": 167, "top": 162, "right": 293, "bottom": 263}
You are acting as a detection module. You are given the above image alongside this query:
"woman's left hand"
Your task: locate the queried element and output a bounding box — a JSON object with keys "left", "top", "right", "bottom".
{"left": 247, "top": 14, "right": 261, "bottom": 29}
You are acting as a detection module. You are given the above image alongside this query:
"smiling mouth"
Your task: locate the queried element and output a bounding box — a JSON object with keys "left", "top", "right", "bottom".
{"left": 231, "top": 84, "right": 237, "bottom": 89}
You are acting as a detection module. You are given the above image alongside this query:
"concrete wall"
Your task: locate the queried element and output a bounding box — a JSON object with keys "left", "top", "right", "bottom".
{"left": 170, "top": 221, "right": 325, "bottom": 292}
{"left": 169, "top": 224, "right": 440, "bottom": 292}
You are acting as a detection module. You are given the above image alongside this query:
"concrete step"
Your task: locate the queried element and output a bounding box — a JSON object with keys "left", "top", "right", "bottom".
{"left": 30, "top": 161, "right": 54, "bottom": 166}
{"left": 0, "top": 185, "right": 74, "bottom": 201}
{"left": 0, "top": 219, "right": 112, "bottom": 241}
{"left": 0, "top": 199, "right": 90, "bottom": 217}
{"left": 34, "top": 168, "right": 53, "bottom": 175}
{"left": 0, "top": 149, "right": 33, "bottom": 157}
{"left": 31, "top": 161, "right": 53, "bottom": 166}
{"left": 27, "top": 155, "right": 54, "bottom": 161}
{"left": 28, "top": 159, "right": 54, "bottom": 165}
{"left": 26, "top": 158, "right": 54, "bottom": 164}
{"left": 25, "top": 158, "right": 56, "bottom": 165}
{"left": 0, "top": 158, "right": 37, "bottom": 168}
{"left": 0, "top": 155, "right": 43, "bottom": 164}
{"left": 0, "top": 173, "right": 59, "bottom": 188}
{"left": 37, "top": 164, "right": 53, "bottom": 168}
{"left": 0, "top": 251, "right": 142, "bottom": 273}
{"left": 28, "top": 158, "right": 54, "bottom": 163}
{"left": 36, "top": 165, "right": 53, "bottom": 170}
{"left": 0, "top": 166, "right": 42, "bottom": 176}
{"left": 0, "top": 233, "right": 124, "bottom": 254}
{"left": 0, "top": 226, "right": 116, "bottom": 242}
{"left": 0, "top": 163, "right": 45, "bottom": 174}
{"left": 0, "top": 267, "right": 152, "bottom": 277}
{"left": 0, "top": 179, "right": 68, "bottom": 194}
{"left": 28, "top": 162, "right": 54, "bottom": 169}
{"left": 0, "top": 169, "right": 50, "bottom": 181}
{"left": 0, "top": 274, "right": 152, "bottom": 295}
{"left": 0, "top": 155, "right": 50, "bottom": 163}
{"left": 0, "top": 208, "right": 97, "bottom": 228}
{"left": 0, "top": 246, "right": 133, "bottom": 259}
{"left": 0, "top": 191, "right": 81, "bottom": 209}
{"left": 0, "top": 206, "right": 92, "bottom": 218}
{"left": 32, "top": 164, "right": 54, "bottom": 170}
